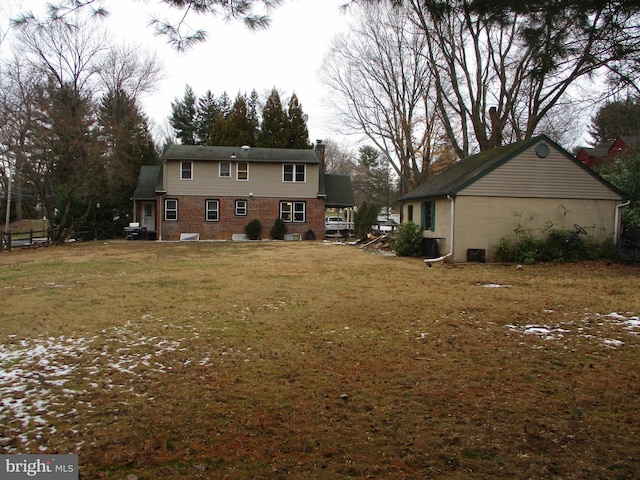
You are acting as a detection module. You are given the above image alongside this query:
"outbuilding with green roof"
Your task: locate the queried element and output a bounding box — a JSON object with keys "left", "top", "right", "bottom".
{"left": 398, "top": 135, "right": 626, "bottom": 263}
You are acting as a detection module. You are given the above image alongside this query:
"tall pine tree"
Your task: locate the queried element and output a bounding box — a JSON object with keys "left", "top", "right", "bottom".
{"left": 257, "top": 88, "right": 288, "bottom": 148}
{"left": 208, "top": 93, "right": 258, "bottom": 146}
{"left": 195, "top": 90, "right": 220, "bottom": 145}
{"left": 286, "top": 92, "right": 311, "bottom": 149}
{"left": 170, "top": 85, "right": 197, "bottom": 145}
{"left": 98, "top": 88, "right": 158, "bottom": 231}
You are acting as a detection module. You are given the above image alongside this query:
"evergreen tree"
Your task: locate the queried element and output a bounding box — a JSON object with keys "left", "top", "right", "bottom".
{"left": 228, "top": 94, "right": 258, "bottom": 146}
{"left": 354, "top": 201, "right": 379, "bottom": 238}
{"left": 357, "top": 145, "right": 397, "bottom": 211}
{"left": 209, "top": 93, "right": 257, "bottom": 146}
{"left": 257, "top": 88, "right": 288, "bottom": 148}
{"left": 600, "top": 151, "right": 640, "bottom": 228}
{"left": 218, "top": 91, "right": 232, "bottom": 117}
{"left": 208, "top": 113, "right": 228, "bottom": 146}
{"left": 23, "top": 81, "right": 105, "bottom": 243}
{"left": 248, "top": 89, "right": 260, "bottom": 126}
{"left": 170, "top": 84, "right": 197, "bottom": 145}
{"left": 286, "top": 92, "right": 311, "bottom": 149}
{"left": 195, "top": 90, "right": 220, "bottom": 145}
{"left": 98, "top": 88, "right": 158, "bottom": 234}
{"left": 590, "top": 97, "right": 640, "bottom": 145}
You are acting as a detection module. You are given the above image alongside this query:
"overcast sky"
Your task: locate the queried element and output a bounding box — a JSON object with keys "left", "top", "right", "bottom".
{"left": 2, "top": 0, "right": 354, "bottom": 144}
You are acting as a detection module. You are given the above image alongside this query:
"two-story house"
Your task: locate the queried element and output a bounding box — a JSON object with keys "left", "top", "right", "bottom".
{"left": 132, "top": 142, "right": 351, "bottom": 241}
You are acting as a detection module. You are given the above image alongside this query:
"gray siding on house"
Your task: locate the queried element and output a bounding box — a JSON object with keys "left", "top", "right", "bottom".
{"left": 460, "top": 144, "right": 622, "bottom": 200}
{"left": 164, "top": 161, "right": 321, "bottom": 198}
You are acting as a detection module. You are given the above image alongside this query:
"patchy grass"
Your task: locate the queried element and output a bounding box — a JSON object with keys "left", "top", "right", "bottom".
{"left": 1, "top": 240, "right": 640, "bottom": 479}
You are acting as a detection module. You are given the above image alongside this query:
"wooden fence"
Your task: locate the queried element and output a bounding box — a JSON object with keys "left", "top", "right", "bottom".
{"left": 1, "top": 229, "right": 50, "bottom": 252}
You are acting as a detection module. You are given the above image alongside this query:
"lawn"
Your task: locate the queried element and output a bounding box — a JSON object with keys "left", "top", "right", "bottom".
{"left": 1, "top": 240, "right": 639, "bottom": 479}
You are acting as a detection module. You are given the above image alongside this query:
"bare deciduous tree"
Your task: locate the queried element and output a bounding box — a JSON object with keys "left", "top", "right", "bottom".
{"left": 0, "top": 58, "right": 42, "bottom": 223}
{"left": 405, "top": 0, "right": 640, "bottom": 156}
{"left": 321, "top": 3, "right": 448, "bottom": 195}
{"left": 97, "top": 45, "right": 163, "bottom": 103}
{"left": 1, "top": 15, "right": 162, "bottom": 241}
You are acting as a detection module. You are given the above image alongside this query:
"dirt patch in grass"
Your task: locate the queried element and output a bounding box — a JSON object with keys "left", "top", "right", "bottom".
{"left": 1, "top": 240, "right": 640, "bottom": 478}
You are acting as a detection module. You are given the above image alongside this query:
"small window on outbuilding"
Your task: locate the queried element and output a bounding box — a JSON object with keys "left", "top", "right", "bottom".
{"left": 421, "top": 201, "right": 435, "bottom": 231}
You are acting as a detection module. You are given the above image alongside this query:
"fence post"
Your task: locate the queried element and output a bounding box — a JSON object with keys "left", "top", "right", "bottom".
{"left": 6, "top": 231, "right": 11, "bottom": 252}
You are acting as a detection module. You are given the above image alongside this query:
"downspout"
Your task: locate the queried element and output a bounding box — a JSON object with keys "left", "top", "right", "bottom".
{"left": 425, "top": 194, "right": 455, "bottom": 266}
{"left": 614, "top": 200, "right": 631, "bottom": 245}
{"left": 158, "top": 196, "right": 163, "bottom": 241}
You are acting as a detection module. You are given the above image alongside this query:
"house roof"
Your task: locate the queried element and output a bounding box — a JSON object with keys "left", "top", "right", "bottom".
{"left": 619, "top": 136, "right": 640, "bottom": 149}
{"left": 398, "top": 134, "right": 624, "bottom": 202}
{"left": 163, "top": 144, "right": 320, "bottom": 164}
{"left": 579, "top": 146, "right": 609, "bottom": 158}
{"left": 132, "top": 165, "right": 161, "bottom": 200}
{"left": 325, "top": 174, "right": 355, "bottom": 207}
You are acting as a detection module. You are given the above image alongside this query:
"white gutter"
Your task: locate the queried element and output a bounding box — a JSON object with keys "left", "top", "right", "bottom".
{"left": 614, "top": 200, "right": 631, "bottom": 244}
{"left": 425, "top": 195, "right": 455, "bottom": 266}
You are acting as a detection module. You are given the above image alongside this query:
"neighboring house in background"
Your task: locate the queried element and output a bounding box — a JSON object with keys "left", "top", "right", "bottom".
{"left": 576, "top": 135, "right": 640, "bottom": 168}
{"left": 131, "top": 141, "right": 355, "bottom": 241}
{"left": 398, "top": 135, "right": 626, "bottom": 263}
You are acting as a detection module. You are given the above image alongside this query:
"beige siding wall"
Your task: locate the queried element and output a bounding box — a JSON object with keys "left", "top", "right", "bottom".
{"left": 402, "top": 198, "right": 454, "bottom": 254}
{"left": 453, "top": 197, "right": 619, "bottom": 262}
{"left": 164, "top": 160, "right": 320, "bottom": 198}
{"left": 462, "top": 144, "right": 621, "bottom": 200}
{"left": 403, "top": 196, "right": 620, "bottom": 262}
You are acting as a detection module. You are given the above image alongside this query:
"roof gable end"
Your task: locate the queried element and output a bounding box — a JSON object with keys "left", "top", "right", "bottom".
{"left": 399, "top": 135, "right": 624, "bottom": 202}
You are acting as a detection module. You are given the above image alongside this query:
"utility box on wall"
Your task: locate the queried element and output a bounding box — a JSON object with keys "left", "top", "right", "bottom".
{"left": 422, "top": 238, "right": 441, "bottom": 258}
{"left": 467, "top": 248, "right": 486, "bottom": 262}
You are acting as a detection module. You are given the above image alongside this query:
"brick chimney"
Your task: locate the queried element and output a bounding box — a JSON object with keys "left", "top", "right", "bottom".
{"left": 314, "top": 139, "right": 326, "bottom": 174}
{"left": 315, "top": 139, "right": 326, "bottom": 199}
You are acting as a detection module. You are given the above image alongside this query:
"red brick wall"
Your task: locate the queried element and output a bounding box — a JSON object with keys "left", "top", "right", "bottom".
{"left": 158, "top": 195, "right": 325, "bottom": 240}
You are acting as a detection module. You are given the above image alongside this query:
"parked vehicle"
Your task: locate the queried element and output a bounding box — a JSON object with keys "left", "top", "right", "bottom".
{"left": 325, "top": 217, "right": 353, "bottom": 237}
{"left": 372, "top": 218, "right": 397, "bottom": 234}
{"left": 325, "top": 217, "right": 348, "bottom": 230}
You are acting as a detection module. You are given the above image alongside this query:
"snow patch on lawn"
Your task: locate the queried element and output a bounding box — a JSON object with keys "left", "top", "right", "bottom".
{"left": 0, "top": 321, "right": 188, "bottom": 453}
{"left": 506, "top": 311, "right": 640, "bottom": 348}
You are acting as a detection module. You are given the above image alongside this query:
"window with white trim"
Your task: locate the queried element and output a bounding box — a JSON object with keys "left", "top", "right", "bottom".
{"left": 235, "top": 199, "right": 247, "bottom": 216}
{"left": 283, "top": 164, "right": 306, "bottom": 182}
{"left": 206, "top": 199, "right": 219, "bottom": 222}
{"left": 180, "top": 161, "right": 193, "bottom": 180}
{"left": 280, "top": 201, "right": 306, "bottom": 223}
{"left": 165, "top": 199, "right": 178, "bottom": 221}
{"left": 237, "top": 162, "right": 248, "bottom": 181}
{"left": 219, "top": 162, "right": 230, "bottom": 178}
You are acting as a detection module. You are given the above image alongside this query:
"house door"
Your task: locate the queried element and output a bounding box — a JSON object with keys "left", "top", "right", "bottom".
{"left": 142, "top": 202, "right": 155, "bottom": 232}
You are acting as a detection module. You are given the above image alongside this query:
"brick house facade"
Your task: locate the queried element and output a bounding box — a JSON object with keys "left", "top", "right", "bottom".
{"left": 132, "top": 142, "right": 349, "bottom": 241}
